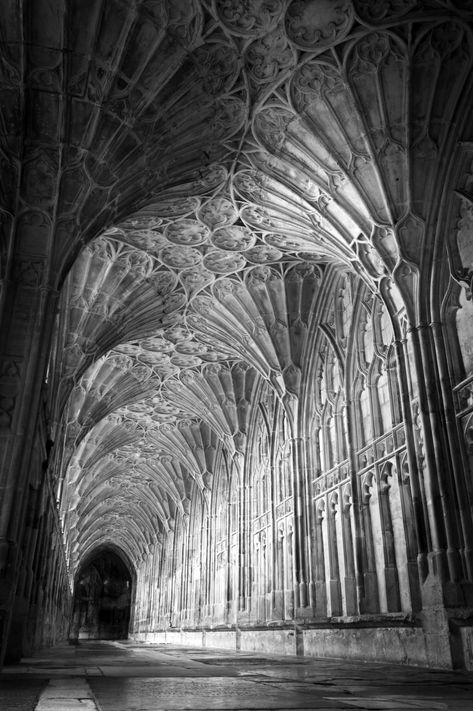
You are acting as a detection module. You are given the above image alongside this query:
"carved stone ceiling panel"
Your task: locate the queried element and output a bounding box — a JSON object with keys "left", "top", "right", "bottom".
{"left": 21, "top": 0, "right": 470, "bottom": 569}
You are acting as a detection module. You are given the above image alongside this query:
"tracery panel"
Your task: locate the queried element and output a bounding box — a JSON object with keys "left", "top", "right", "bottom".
{"left": 307, "top": 269, "right": 414, "bottom": 619}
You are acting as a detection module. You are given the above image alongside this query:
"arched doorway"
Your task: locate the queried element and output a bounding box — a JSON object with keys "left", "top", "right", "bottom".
{"left": 70, "top": 548, "right": 132, "bottom": 641}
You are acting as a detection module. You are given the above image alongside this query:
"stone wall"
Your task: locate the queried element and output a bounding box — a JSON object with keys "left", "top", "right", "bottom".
{"left": 129, "top": 268, "right": 473, "bottom": 668}
{"left": 132, "top": 622, "right": 429, "bottom": 667}
{"left": 2, "top": 411, "right": 72, "bottom": 663}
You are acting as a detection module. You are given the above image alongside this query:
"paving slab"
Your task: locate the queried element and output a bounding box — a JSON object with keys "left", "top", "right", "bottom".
{"left": 2, "top": 640, "right": 473, "bottom": 711}
{"left": 88, "top": 675, "right": 354, "bottom": 710}
{"left": 33, "top": 678, "right": 99, "bottom": 711}
{"left": 327, "top": 697, "right": 447, "bottom": 709}
{"left": 0, "top": 678, "right": 48, "bottom": 711}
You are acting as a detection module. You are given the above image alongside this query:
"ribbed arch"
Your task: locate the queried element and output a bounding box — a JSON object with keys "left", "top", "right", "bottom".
{"left": 4, "top": 1, "right": 473, "bottom": 670}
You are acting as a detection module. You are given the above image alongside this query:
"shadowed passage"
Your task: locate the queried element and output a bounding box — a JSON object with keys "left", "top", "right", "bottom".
{"left": 70, "top": 548, "right": 132, "bottom": 641}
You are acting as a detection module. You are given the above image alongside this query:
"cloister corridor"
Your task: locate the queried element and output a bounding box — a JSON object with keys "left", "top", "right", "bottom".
{"left": 2, "top": 1, "right": 473, "bottom": 708}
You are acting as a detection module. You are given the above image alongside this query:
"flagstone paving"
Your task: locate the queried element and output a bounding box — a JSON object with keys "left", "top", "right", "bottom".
{"left": 1, "top": 641, "right": 472, "bottom": 710}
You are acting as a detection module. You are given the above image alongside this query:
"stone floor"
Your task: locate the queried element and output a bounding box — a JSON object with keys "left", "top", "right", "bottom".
{"left": 1, "top": 640, "right": 473, "bottom": 710}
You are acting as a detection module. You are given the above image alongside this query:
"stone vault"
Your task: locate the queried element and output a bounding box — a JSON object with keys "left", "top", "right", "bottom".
{"left": 1, "top": 0, "right": 473, "bottom": 668}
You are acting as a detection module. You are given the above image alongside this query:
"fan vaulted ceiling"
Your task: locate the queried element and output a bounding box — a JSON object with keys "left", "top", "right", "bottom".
{"left": 12, "top": 0, "right": 467, "bottom": 573}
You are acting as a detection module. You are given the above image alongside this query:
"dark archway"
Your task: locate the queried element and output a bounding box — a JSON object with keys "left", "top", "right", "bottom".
{"left": 70, "top": 548, "right": 132, "bottom": 641}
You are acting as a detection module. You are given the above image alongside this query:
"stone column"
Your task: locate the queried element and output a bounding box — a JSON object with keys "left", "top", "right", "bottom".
{"left": 393, "top": 336, "right": 428, "bottom": 585}
{"left": 431, "top": 320, "right": 473, "bottom": 583}
{"left": 0, "top": 254, "right": 59, "bottom": 665}
{"left": 403, "top": 320, "right": 473, "bottom": 667}
{"left": 414, "top": 325, "right": 462, "bottom": 582}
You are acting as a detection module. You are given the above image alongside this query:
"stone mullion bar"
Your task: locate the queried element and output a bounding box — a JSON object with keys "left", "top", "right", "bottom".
{"left": 155, "top": 543, "right": 166, "bottom": 630}
{"left": 185, "top": 515, "right": 195, "bottom": 624}
{"left": 314, "top": 498, "right": 327, "bottom": 617}
{"left": 285, "top": 517, "right": 294, "bottom": 619}
{"left": 142, "top": 559, "right": 151, "bottom": 631}
{"left": 162, "top": 536, "right": 171, "bottom": 627}
{"left": 246, "top": 478, "right": 254, "bottom": 617}
{"left": 137, "top": 557, "right": 147, "bottom": 631}
{"left": 239, "top": 478, "right": 251, "bottom": 616}
{"left": 327, "top": 491, "right": 342, "bottom": 616}
{"left": 198, "top": 512, "right": 206, "bottom": 624}
{"left": 225, "top": 487, "right": 233, "bottom": 623}
{"left": 301, "top": 435, "right": 316, "bottom": 613}
{"left": 346, "top": 392, "right": 364, "bottom": 616}
{"left": 395, "top": 453, "right": 422, "bottom": 611}
{"left": 341, "top": 484, "right": 356, "bottom": 615}
{"left": 269, "top": 460, "right": 281, "bottom": 620}
{"left": 174, "top": 525, "right": 183, "bottom": 627}
{"left": 147, "top": 543, "right": 156, "bottom": 630}
{"left": 291, "top": 435, "right": 311, "bottom": 613}
{"left": 209, "top": 512, "right": 218, "bottom": 619}
{"left": 359, "top": 472, "right": 380, "bottom": 614}
{"left": 202, "top": 510, "right": 213, "bottom": 622}
{"left": 377, "top": 464, "right": 402, "bottom": 612}
{"left": 149, "top": 549, "right": 159, "bottom": 631}
{"left": 179, "top": 519, "right": 189, "bottom": 626}
{"left": 152, "top": 551, "right": 159, "bottom": 628}
{"left": 144, "top": 555, "right": 153, "bottom": 629}
{"left": 237, "top": 477, "right": 245, "bottom": 613}
{"left": 133, "top": 564, "right": 143, "bottom": 632}
{"left": 170, "top": 524, "right": 180, "bottom": 627}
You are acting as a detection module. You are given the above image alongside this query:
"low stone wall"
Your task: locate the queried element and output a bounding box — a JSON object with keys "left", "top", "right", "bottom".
{"left": 202, "top": 630, "right": 236, "bottom": 650}
{"left": 239, "top": 629, "right": 297, "bottom": 655}
{"left": 137, "top": 631, "right": 167, "bottom": 644}
{"left": 132, "top": 623, "right": 433, "bottom": 667}
{"left": 302, "top": 627, "right": 428, "bottom": 667}
{"left": 180, "top": 630, "right": 204, "bottom": 647}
